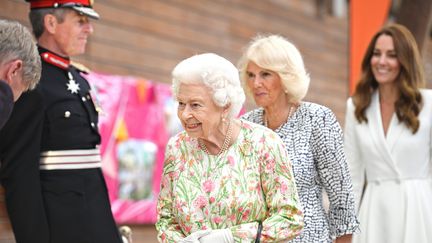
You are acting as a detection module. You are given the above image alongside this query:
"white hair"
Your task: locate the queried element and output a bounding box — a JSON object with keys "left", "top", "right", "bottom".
{"left": 0, "top": 19, "right": 41, "bottom": 90}
{"left": 172, "top": 53, "right": 245, "bottom": 118}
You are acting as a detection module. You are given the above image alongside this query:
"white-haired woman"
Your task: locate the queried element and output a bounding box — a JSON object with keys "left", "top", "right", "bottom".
{"left": 239, "top": 35, "right": 359, "bottom": 243}
{"left": 156, "top": 53, "right": 304, "bottom": 243}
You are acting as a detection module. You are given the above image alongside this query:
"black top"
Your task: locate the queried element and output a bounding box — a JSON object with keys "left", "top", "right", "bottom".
{"left": 0, "top": 80, "right": 13, "bottom": 130}
{"left": 37, "top": 46, "right": 100, "bottom": 151}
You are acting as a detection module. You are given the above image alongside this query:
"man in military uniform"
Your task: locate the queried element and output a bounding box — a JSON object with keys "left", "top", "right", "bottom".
{"left": 0, "top": 1, "right": 123, "bottom": 242}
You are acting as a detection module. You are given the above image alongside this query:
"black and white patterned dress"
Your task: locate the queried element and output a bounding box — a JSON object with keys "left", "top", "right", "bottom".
{"left": 242, "top": 102, "right": 359, "bottom": 243}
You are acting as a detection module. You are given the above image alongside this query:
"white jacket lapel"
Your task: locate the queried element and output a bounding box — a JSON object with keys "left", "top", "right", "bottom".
{"left": 367, "top": 92, "right": 398, "bottom": 169}
{"left": 386, "top": 113, "right": 405, "bottom": 153}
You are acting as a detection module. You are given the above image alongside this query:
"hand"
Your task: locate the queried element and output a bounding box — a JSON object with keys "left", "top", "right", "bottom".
{"left": 179, "top": 230, "right": 211, "bottom": 243}
{"left": 334, "top": 234, "right": 352, "bottom": 243}
{"left": 199, "top": 229, "right": 234, "bottom": 243}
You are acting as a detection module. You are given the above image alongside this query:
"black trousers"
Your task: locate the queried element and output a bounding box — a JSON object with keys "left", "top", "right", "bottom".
{"left": 40, "top": 168, "right": 122, "bottom": 243}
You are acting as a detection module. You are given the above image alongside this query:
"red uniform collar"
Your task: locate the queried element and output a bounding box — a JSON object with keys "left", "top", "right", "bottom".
{"left": 40, "top": 51, "right": 70, "bottom": 70}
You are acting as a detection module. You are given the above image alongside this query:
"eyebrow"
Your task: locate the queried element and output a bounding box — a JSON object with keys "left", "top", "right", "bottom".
{"left": 177, "top": 96, "right": 204, "bottom": 102}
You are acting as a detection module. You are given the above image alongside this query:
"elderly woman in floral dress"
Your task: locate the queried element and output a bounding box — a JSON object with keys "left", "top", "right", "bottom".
{"left": 156, "top": 53, "right": 304, "bottom": 243}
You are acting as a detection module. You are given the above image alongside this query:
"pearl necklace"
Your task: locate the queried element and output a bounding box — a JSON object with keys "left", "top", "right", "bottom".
{"left": 264, "top": 104, "right": 296, "bottom": 128}
{"left": 199, "top": 120, "right": 232, "bottom": 156}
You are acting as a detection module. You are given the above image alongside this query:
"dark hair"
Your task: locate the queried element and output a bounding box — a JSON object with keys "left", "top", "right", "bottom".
{"left": 352, "top": 23, "right": 425, "bottom": 133}
{"left": 29, "top": 8, "right": 69, "bottom": 38}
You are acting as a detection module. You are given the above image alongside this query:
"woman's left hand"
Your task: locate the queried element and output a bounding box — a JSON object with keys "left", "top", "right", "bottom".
{"left": 179, "top": 230, "right": 211, "bottom": 243}
{"left": 199, "top": 229, "right": 234, "bottom": 243}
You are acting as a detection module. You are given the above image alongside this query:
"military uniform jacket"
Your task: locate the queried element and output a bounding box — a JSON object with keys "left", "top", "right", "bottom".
{"left": 0, "top": 47, "right": 121, "bottom": 243}
{"left": 37, "top": 47, "right": 100, "bottom": 151}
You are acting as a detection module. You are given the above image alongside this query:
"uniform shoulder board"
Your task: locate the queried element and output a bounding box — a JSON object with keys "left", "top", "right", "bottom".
{"left": 70, "top": 61, "right": 91, "bottom": 74}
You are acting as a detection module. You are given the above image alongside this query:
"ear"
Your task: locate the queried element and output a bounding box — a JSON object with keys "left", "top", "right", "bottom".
{"left": 222, "top": 103, "right": 231, "bottom": 117}
{"left": 5, "top": 60, "right": 23, "bottom": 85}
{"left": 44, "top": 14, "right": 58, "bottom": 34}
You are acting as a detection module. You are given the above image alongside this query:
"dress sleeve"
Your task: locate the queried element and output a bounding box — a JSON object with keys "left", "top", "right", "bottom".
{"left": 230, "top": 132, "right": 304, "bottom": 242}
{"left": 343, "top": 98, "right": 366, "bottom": 211}
{"left": 156, "top": 138, "right": 185, "bottom": 242}
{"left": 311, "top": 106, "right": 360, "bottom": 239}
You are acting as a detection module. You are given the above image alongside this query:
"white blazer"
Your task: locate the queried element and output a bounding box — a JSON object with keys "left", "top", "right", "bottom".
{"left": 344, "top": 89, "right": 432, "bottom": 210}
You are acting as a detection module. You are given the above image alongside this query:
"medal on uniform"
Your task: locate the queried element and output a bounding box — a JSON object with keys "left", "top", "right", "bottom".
{"left": 67, "top": 72, "right": 80, "bottom": 94}
{"left": 89, "top": 83, "right": 104, "bottom": 115}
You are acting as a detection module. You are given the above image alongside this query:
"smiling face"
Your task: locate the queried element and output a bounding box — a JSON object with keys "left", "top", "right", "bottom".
{"left": 176, "top": 83, "right": 225, "bottom": 140}
{"left": 245, "top": 61, "right": 288, "bottom": 108}
{"left": 370, "top": 34, "right": 401, "bottom": 86}
{"left": 49, "top": 10, "right": 94, "bottom": 56}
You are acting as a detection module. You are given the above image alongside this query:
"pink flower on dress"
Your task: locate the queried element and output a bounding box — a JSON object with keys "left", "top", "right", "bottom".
{"left": 228, "top": 155, "right": 235, "bottom": 166}
{"left": 189, "top": 170, "right": 195, "bottom": 177}
{"left": 203, "top": 180, "right": 215, "bottom": 193}
{"left": 213, "top": 216, "right": 223, "bottom": 224}
{"left": 209, "top": 197, "right": 216, "bottom": 204}
{"left": 266, "top": 159, "right": 276, "bottom": 171}
{"left": 174, "top": 200, "right": 185, "bottom": 212}
{"left": 242, "top": 209, "right": 251, "bottom": 220}
{"left": 169, "top": 171, "right": 179, "bottom": 179}
{"left": 193, "top": 195, "right": 208, "bottom": 209}
{"left": 184, "top": 225, "right": 192, "bottom": 234}
{"left": 280, "top": 181, "right": 288, "bottom": 194}
{"left": 255, "top": 182, "right": 262, "bottom": 194}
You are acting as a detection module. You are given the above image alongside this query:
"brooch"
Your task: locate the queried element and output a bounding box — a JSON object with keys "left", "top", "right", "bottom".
{"left": 66, "top": 72, "right": 80, "bottom": 94}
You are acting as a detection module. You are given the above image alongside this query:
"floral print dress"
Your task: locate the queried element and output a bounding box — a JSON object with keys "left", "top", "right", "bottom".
{"left": 242, "top": 102, "right": 360, "bottom": 242}
{"left": 156, "top": 120, "right": 304, "bottom": 242}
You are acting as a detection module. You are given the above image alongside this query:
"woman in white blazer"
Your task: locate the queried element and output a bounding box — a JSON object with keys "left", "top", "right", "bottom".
{"left": 344, "top": 24, "right": 432, "bottom": 243}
